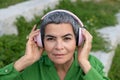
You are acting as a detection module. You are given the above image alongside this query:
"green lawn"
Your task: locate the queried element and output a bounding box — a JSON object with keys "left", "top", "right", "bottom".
{"left": 0, "top": 0, "right": 28, "bottom": 8}
{"left": 108, "top": 45, "right": 120, "bottom": 80}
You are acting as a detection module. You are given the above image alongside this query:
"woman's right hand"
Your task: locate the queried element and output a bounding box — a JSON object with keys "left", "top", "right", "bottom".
{"left": 14, "top": 25, "right": 44, "bottom": 72}
{"left": 25, "top": 25, "right": 44, "bottom": 63}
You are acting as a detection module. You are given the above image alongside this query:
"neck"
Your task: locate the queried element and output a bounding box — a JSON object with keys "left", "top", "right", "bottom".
{"left": 54, "top": 57, "right": 74, "bottom": 80}
{"left": 54, "top": 57, "right": 74, "bottom": 73}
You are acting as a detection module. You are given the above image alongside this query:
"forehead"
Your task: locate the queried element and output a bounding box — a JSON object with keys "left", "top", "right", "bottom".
{"left": 45, "top": 23, "right": 74, "bottom": 36}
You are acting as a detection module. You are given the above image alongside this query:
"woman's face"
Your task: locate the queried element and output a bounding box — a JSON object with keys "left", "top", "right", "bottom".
{"left": 44, "top": 23, "right": 76, "bottom": 65}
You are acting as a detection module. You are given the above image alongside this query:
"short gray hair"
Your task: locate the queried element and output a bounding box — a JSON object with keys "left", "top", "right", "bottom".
{"left": 38, "top": 10, "right": 82, "bottom": 47}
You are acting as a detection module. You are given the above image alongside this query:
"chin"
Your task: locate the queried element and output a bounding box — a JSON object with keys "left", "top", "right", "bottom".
{"left": 48, "top": 54, "right": 74, "bottom": 65}
{"left": 52, "top": 59, "right": 68, "bottom": 65}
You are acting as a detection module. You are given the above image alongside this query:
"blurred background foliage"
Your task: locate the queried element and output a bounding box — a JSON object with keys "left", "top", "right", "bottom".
{"left": 108, "top": 45, "right": 120, "bottom": 80}
{"left": 0, "top": 0, "right": 28, "bottom": 8}
{"left": 0, "top": 0, "right": 120, "bottom": 79}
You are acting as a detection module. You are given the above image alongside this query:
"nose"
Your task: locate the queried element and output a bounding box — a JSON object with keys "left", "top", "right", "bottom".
{"left": 55, "top": 40, "right": 64, "bottom": 50}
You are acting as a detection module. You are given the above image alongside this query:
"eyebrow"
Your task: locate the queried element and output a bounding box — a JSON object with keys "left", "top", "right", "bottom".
{"left": 45, "top": 35, "right": 56, "bottom": 38}
{"left": 45, "top": 33, "right": 73, "bottom": 38}
{"left": 62, "top": 33, "right": 73, "bottom": 38}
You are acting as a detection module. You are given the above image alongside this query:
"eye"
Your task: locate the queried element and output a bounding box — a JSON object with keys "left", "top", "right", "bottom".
{"left": 64, "top": 37, "right": 72, "bottom": 41}
{"left": 46, "top": 37, "right": 55, "bottom": 41}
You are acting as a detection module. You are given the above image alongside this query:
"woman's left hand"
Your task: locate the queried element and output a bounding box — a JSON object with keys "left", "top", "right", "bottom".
{"left": 78, "top": 28, "right": 93, "bottom": 74}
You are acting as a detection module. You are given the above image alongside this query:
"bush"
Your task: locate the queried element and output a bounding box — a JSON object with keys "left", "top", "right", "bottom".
{"left": 0, "top": 35, "right": 24, "bottom": 67}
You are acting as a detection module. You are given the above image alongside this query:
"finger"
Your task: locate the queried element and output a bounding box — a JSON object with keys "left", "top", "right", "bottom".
{"left": 29, "top": 29, "right": 40, "bottom": 36}
{"left": 29, "top": 31, "right": 40, "bottom": 41}
{"left": 31, "top": 24, "right": 37, "bottom": 32}
{"left": 82, "top": 29, "right": 92, "bottom": 41}
{"left": 81, "top": 29, "right": 92, "bottom": 50}
{"left": 27, "top": 29, "right": 40, "bottom": 40}
{"left": 30, "top": 29, "right": 40, "bottom": 34}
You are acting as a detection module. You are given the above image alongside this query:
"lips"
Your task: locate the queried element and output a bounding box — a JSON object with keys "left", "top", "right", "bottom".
{"left": 53, "top": 54, "right": 64, "bottom": 56}
{"left": 52, "top": 53, "right": 65, "bottom": 58}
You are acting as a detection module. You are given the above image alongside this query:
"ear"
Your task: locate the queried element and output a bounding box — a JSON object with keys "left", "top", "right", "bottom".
{"left": 34, "top": 32, "right": 43, "bottom": 47}
{"left": 78, "top": 28, "right": 84, "bottom": 46}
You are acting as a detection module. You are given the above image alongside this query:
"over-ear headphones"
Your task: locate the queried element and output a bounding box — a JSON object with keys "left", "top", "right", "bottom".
{"left": 34, "top": 9, "right": 84, "bottom": 47}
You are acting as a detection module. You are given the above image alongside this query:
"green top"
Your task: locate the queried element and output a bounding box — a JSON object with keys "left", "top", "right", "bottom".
{"left": 0, "top": 52, "right": 110, "bottom": 80}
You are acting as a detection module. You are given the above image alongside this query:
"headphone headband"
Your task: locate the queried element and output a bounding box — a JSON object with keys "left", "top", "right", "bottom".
{"left": 41, "top": 9, "right": 84, "bottom": 27}
{"left": 35, "top": 10, "right": 84, "bottom": 47}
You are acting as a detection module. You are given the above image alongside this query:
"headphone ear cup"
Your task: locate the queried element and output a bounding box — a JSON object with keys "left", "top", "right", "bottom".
{"left": 78, "top": 28, "right": 84, "bottom": 46}
{"left": 34, "top": 32, "right": 43, "bottom": 47}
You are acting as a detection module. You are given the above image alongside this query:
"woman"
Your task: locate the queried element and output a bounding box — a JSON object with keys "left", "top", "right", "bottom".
{"left": 0, "top": 10, "right": 110, "bottom": 80}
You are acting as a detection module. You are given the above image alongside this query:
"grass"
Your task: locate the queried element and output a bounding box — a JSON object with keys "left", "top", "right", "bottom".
{"left": 0, "top": 0, "right": 120, "bottom": 68}
{"left": 108, "top": 45, "right": 120, "bottom": 80}
{"left": 0, "top": 0, "right": 28, "bottom": 8}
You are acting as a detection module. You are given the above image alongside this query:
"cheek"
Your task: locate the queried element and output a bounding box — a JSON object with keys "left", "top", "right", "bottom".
{"left": 67, "top": 39, "right": 76, "bottom": 49}
{"left": 67, "top": 44, "right": 76, "bottom": 54}
{"left": 44, "top": 41, "right": 55, "bottom": 52}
